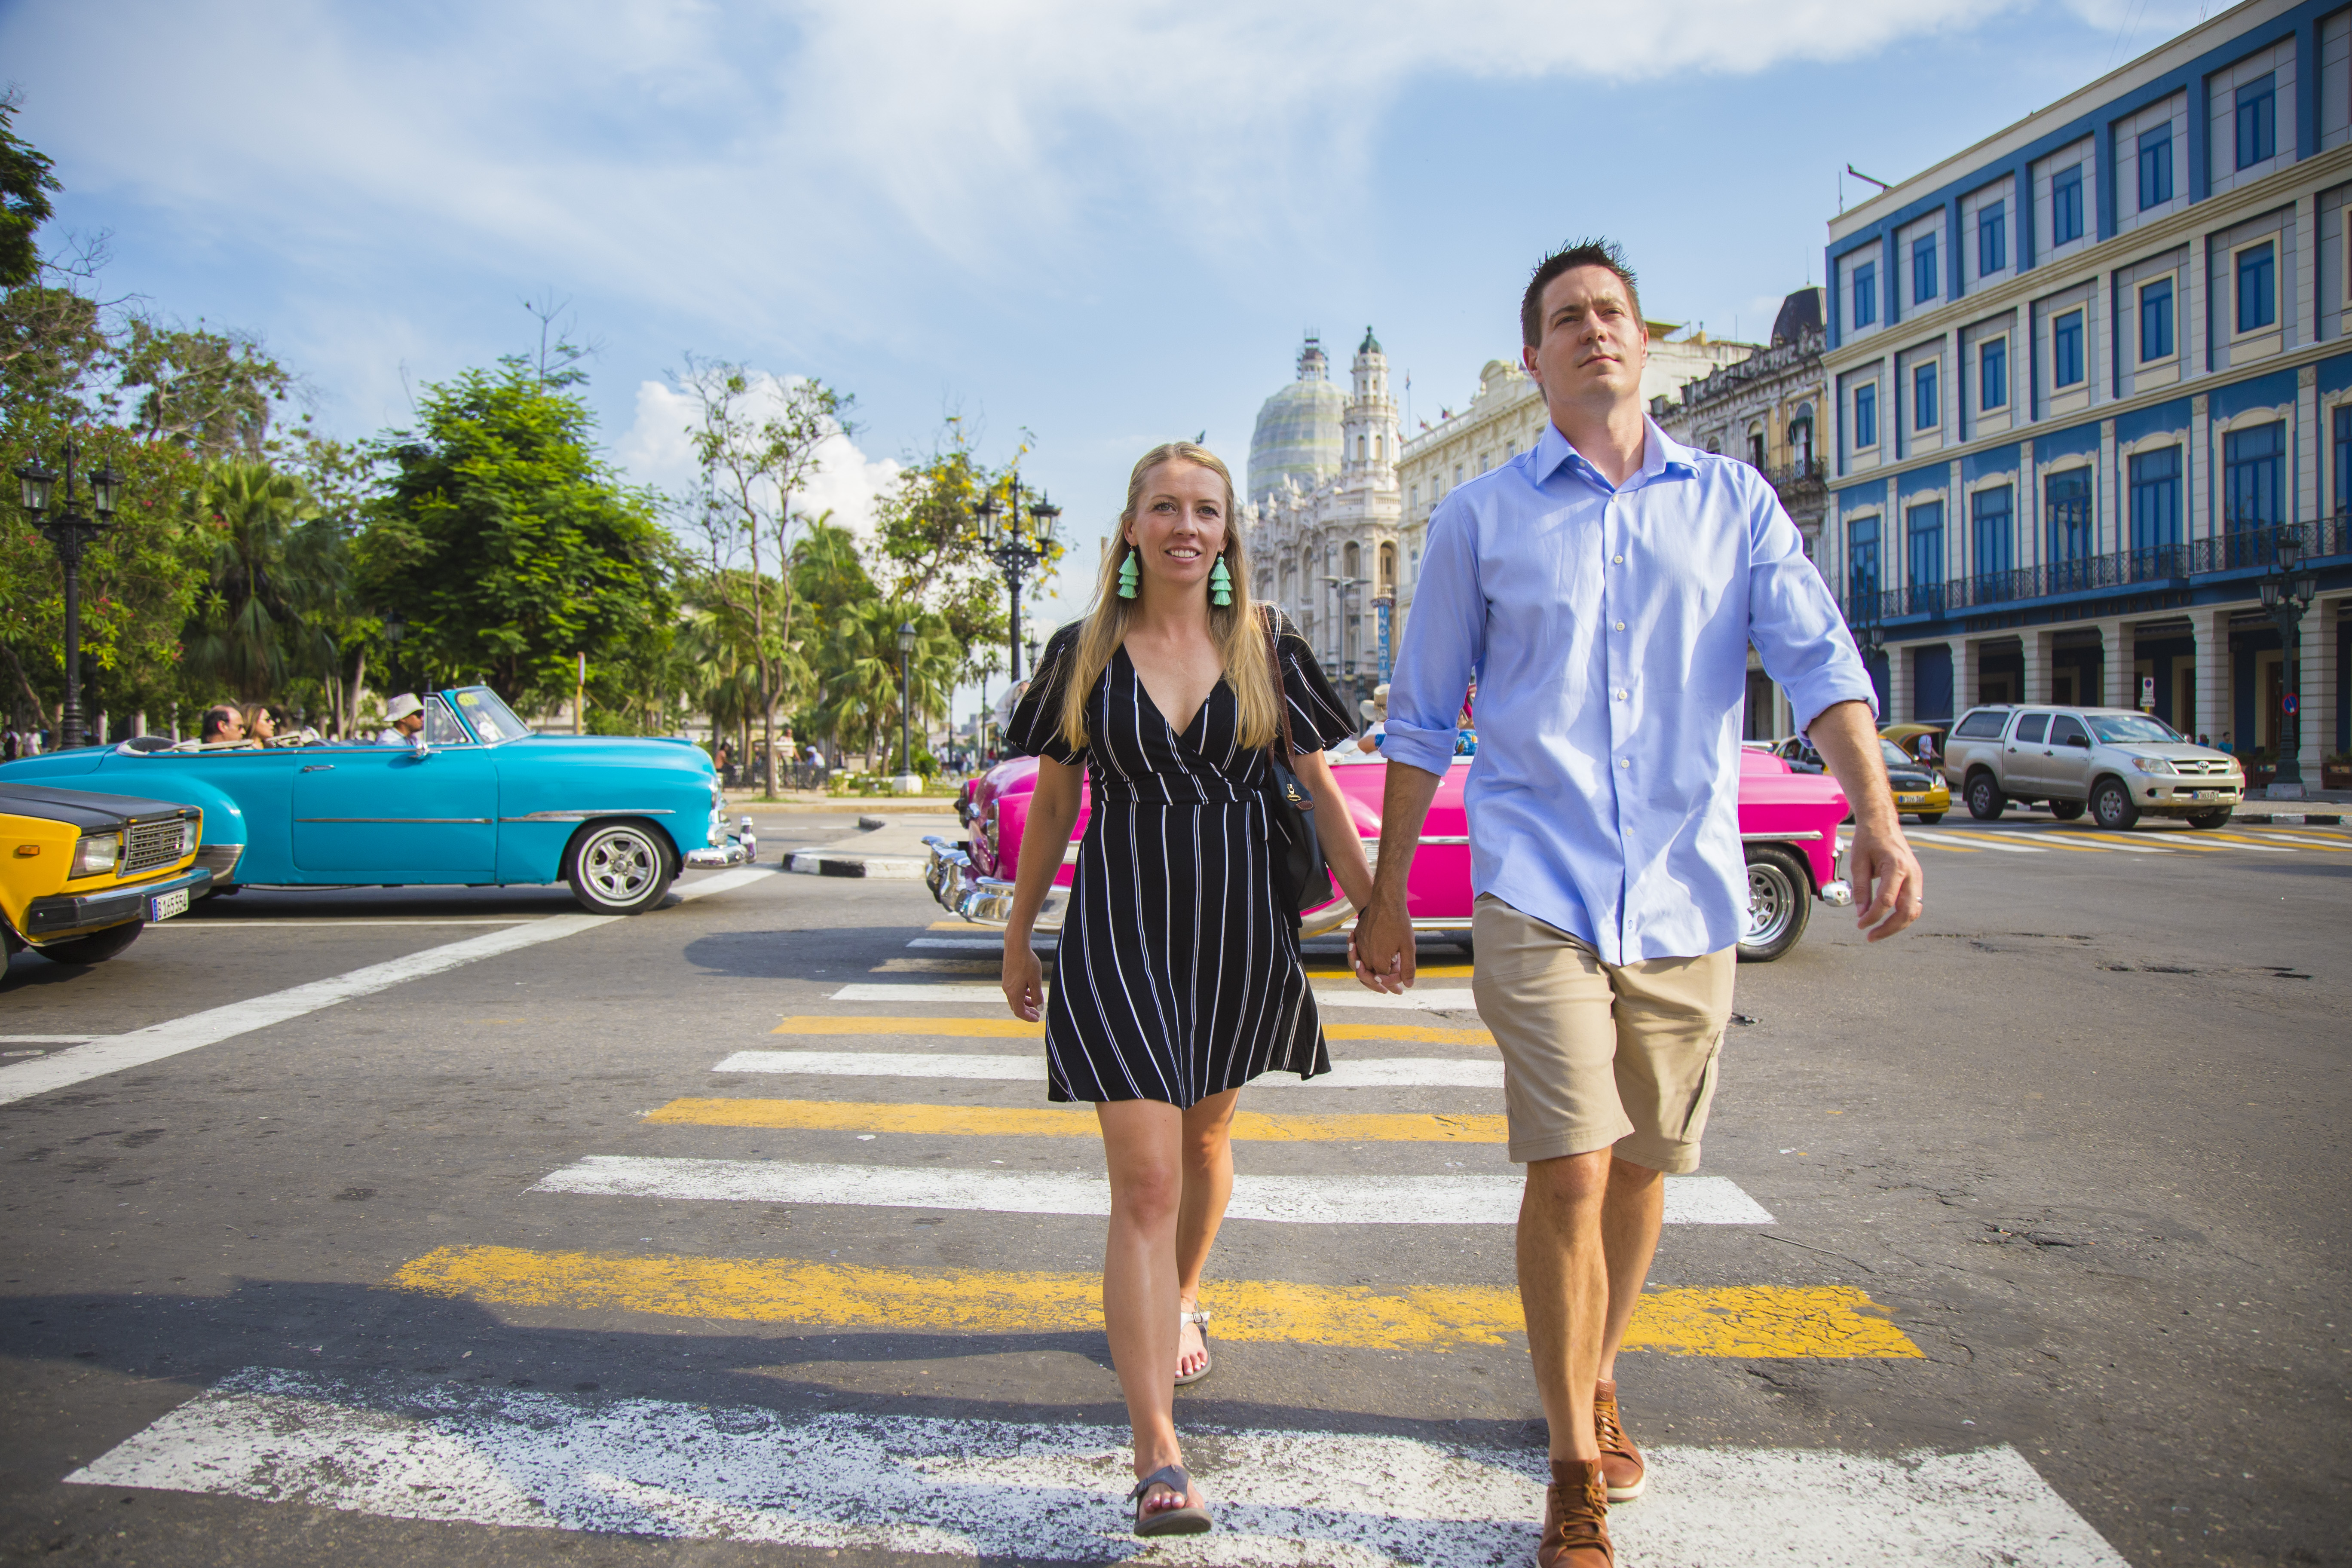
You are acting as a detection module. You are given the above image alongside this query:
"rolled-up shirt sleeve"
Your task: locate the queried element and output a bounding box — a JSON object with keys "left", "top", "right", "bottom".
{"left": 1744, "top": 478, "right": 1877, "bottom": 738}
{"left": 1384, "top": 500, "right": 1483, "bottom": 777}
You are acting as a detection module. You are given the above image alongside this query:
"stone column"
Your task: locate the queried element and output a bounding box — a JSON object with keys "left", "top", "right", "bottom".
{"left": 2192, "top": 606, "right": 2233, "bottom": 748}
{"left": 2089, "top": 616, "right": 2130, "bottom": 707}
{"left": 2299, "top": 597, "right": 2337, "bottom": 781}
{"left": 1889, "top": 643, "right": 1916, "bottom": 724}
{"left": 2023, "top": 628, "right": 2056, "bottom": 704}
{"left": 1956, "top": 635, "right": 1984, "bottom": 712}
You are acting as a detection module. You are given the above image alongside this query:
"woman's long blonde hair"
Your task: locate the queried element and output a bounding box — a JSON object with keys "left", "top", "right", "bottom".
{"left": 1057, "top": 441, "right": 1280, "bottom": 755}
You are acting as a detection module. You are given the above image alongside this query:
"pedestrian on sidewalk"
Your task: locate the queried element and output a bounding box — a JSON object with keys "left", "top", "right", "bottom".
{"left": 997, "top": 441, "right": 1370, "bottom": 1540}
{"left": 1350, "top": 240, "right": 1924, "bottom": 1567}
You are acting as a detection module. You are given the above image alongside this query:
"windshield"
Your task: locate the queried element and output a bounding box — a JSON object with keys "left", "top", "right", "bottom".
{"left": 450, "top": 686, "right": 533, "bottom": 743}
{"left": 1879, "top": 739, "right": 1917, "bottom": 769}
{"left": 2087, "top": 713, "right": 2184, "bottom": 744}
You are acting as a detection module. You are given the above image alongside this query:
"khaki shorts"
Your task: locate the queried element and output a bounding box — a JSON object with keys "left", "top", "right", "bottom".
{"left": 1470, "top": 893, "right": 1736, "bottom": 1173}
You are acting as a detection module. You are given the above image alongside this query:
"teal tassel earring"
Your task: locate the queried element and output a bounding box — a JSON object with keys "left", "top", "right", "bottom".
{"left": 1116, "top": 547, "right": 1140, "bottom": 600}
{"left": 1209, "top": 556, "right": 1233, "bottom": 607}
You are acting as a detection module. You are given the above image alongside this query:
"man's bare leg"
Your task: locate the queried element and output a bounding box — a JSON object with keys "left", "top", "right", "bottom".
{"left": 1518, "top": 1147, "right": 1614, "bottom": 1460}
{"left": 1596, "top": 1154, "right": 1665, "bottom": 1381}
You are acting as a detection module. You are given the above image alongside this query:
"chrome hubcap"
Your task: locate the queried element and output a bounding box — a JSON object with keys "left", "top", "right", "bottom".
{"left": 582, "top": 829, "right": 658, "bottom": 904}
{"left": 1744, "top": 862, "right": 1797, "bottom": 947}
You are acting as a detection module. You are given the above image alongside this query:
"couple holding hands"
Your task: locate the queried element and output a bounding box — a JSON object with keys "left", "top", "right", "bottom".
{"left": 996, "top": 239, "right": 1923, "bottom": 1564}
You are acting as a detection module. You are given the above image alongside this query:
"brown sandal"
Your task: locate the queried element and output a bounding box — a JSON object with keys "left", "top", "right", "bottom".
{"left": 1128, "top": 1464, "right": 1211, "bottom": 1536}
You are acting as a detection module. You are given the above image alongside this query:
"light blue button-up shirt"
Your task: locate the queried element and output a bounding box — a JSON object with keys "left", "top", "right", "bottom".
{"left": 1384, "top": 418, "right": 1874, "bottom": 964}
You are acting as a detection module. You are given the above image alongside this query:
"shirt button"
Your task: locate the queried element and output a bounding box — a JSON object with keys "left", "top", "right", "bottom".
{"left": 1615, "top": 690, "right": 1628, "bottom": 700}
{"left": 1614, "top": 621, "right": 1626, "bottom": 631}
{"left": 1619, "top": 759, "right": 1631, "bottom": 768}
{"left": 1613, "top": 554, "right": 1624, "bottom": 564}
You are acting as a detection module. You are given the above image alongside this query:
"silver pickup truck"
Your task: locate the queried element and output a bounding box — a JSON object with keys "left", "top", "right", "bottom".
{"left": 1943, "top": 704, "right": 2243, "bottom": 830}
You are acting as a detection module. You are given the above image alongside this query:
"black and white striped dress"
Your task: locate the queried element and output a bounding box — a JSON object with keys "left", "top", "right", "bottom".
{"left": 1006, "top": 612, "right": 1355, "bottom": 1107}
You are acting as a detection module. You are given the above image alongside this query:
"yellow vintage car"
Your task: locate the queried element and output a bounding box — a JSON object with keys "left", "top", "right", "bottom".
{"left": 2, "top": 783, "right": 212, "bottom": 966}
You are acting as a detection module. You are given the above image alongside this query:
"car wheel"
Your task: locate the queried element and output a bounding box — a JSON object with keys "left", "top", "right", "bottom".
{"left": 2047, "top": 799, "right": 2086, "bottom": 821}
{"left": 565, "top": 819, "right": 677, "bottom": 914}
{"left": 2187, "top": 808, "right": 2233, "bottom": 829}
{"left": 37, "top": 922, "right": 144, "bottom": 965}
{"left": 1914, "top": 812, "right": 1945, "bottom": 825}
{"left": 1965, "top": 773, "right": 2007, "bottom": 820}
{"left": 2090, "top": 778, "right": 2140, "bottom": 831}
{"left": 1737, "top": 846, "right": 1810, "bottom": 964}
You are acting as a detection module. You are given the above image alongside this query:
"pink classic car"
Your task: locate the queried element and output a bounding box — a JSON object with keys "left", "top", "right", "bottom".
{"left": 925, "top": 747, "right": 1853, "bottom": 962}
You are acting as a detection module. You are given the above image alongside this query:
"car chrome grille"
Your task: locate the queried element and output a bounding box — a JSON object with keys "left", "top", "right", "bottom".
{"left": 124, "top": 818, "right": 185, "bottom": 875}
{"left": 2174, "top": 759, "right": 2234, "bottom": 776}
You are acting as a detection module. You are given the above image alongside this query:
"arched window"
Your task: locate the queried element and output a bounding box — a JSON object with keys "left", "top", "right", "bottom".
{"left": 1375, "top": 433, "right": 1385, "bottom": 460}
{"left": 1344, "top": 540, "right": 1361, "bottom": 579}
{"left": 1357, "top": 434, "right": 1368, "bottom": 460}
{"left": 1378, "top": 542, "right": 1396, "bottom": 593}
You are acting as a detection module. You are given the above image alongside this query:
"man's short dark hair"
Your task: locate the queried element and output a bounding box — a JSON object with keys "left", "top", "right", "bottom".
{"left": 1522, "top": 239, "right": 1643, "bottom": 348}
{"left": 200, "top": 704, "right": 239, "bottom": 741}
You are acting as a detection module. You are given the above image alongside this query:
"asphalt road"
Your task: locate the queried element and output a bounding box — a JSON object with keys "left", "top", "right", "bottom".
{"left": 1, "top": 810, "right": 2344, "bottom": 1566}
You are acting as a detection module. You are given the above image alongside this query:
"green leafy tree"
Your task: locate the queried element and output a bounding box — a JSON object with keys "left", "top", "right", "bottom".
{"left": 178, "top": 458, "right": 346, "bottom": 706}
{"left": 359, "top": 359, "right": 674, "bottom": 717}
{"left": 671, "top": 357, "right": 852, "bottom": 793}
{"left": 118, "top": 318, "right": 293, "bottom": 459}
{"left": 0, "top": 90, "right": 59, "bottom": 289}
{"left": 817, "top": 599, "right": 959, "bottom": 772}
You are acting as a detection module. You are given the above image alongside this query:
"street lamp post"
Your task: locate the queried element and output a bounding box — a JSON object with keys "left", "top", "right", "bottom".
{"left": 973, "top": 485, "right": 1060, "bottom": 682}
{"left": 13, "top": 438, "right": 122, "bottom": 751}
{"left": 896, "top": 619, "right": 918, "bottom": 791}
{"left": 2258, "top": 529, "right": 2320, "bottom": 799}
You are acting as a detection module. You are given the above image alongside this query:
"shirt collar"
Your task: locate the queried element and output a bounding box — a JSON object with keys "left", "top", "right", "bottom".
{"left": 1534, "top": 417, "right": 1699, "bottom": 493}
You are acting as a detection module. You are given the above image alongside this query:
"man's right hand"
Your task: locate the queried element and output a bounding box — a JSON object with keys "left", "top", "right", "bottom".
{"left": 1349, "top": 895, "right": 1415, "bottom": 994}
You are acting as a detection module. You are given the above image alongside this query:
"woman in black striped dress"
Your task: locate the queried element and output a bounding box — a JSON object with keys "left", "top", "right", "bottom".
{"left": 999, "top": 441, "right": 1369, "bottom": 1537}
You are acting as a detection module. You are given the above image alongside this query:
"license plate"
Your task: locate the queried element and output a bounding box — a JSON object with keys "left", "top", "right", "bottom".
{"left": 149, "top": 888, "right": 190, "bottom": 922}
{"left": 1897, "top": 795, "right": 1923, "bottom": 805}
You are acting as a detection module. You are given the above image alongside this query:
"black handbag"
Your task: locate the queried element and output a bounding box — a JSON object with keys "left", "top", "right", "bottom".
{"left": 1260, "top": 615, "right": 1329, "bottom": 917}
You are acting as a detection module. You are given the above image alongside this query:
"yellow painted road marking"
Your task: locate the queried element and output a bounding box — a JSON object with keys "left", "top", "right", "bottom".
{"left": 1307, "top": 961, "right": 1476, "bottom": 978}
{"left": 647, "top": 1097, "right": 1507, "bottom": 1142}
{"left": 2177, "top": 833, "right": 2297, "bottom": 852}
{"left": 771, "top": 1015, "right": 1498, "bottom": 1045}
{"left": 392, "top": 1245, "right": 1922, "bottom": 1357}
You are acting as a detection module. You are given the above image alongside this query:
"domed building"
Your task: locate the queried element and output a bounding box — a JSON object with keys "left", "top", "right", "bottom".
{"left": 1246, "top": 335, "right": 1349, "bottom": 503}
{"left": 1244, "top": 329, "right": 1402, "bottom": 714}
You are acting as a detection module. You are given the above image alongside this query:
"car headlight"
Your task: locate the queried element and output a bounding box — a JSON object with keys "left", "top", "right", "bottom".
{"left": 180, "top": 818, "right": 200, "bottom": 856}
{"left": 2127, "top": 755, "right": 2176, "bottom": 774}
{"left": 70, "top": 831, "right": 123, "bottom": 878}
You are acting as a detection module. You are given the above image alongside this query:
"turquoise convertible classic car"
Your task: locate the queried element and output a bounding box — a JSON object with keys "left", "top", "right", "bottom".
{"left": 0, "top": 687, "right": 753, "bottom": 915}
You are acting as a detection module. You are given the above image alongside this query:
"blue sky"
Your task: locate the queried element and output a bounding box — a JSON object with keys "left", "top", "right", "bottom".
{"left": 5, "top": 0, "right": 2215, "bottom": 707}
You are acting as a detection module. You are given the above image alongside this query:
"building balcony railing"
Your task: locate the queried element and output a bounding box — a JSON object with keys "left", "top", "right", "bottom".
{"left": 1838, "top": 516, "right": 2352, "bottom": 628}
{"left": 1761, "top": 457, "right": 1825, "bottom": 493}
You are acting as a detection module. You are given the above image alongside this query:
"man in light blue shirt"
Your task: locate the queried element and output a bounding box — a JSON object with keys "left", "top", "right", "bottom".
{"left": 1351, "top": 242, "right": 1922, "bottom": 1565}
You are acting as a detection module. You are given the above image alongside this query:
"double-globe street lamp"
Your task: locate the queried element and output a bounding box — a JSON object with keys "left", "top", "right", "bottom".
{"left": 14, "top": 438, "right": 123, "bottom": 751}
{"left": 2258, "top": 528, "right": 2320, "bottom": 799}
{"left": 973, "top": 485, "right": 1060, "bottom": 683}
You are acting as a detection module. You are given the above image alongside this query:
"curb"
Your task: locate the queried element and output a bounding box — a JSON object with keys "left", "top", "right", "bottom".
{"left": 785, "top": 851, "right": 926, "bottom": 879}
{"left": 2231, "top": 812, "right": 2344, "bottom": 825}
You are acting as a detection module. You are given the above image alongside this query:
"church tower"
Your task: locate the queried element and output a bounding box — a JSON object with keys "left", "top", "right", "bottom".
{"left": 1343, "top": 326, "right": 1400, "bottom": 485}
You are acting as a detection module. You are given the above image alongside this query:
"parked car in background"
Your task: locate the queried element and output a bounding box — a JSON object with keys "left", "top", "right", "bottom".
{"left": 2, "top": 783, "right": 211, "bottom": 965}
{"left": 1880, "top": 721, "right": 1950, "bottom": 766}
{"left": 929, "top": 745, "right": 1855, "bottom": 963}
{"left": 1942, "top": 704, "right": 2242, "bottom": 829}
{"left": 1770, "top": 735, "right": 1951, "bottom": 824}
{"left": 0, "top": 687, "right": 754, "bottom": 915}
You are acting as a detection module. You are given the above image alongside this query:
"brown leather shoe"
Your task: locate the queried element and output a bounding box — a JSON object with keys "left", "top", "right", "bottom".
{"left": 1537, "top": 1458, "right": 1612, "bottom": 1567}
{"left": 1593, "top": 1379, "right": 1646, "bottom": 1502}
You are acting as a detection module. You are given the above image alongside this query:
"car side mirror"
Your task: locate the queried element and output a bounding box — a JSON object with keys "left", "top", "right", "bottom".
{"left": 410, "top": 732, "right": 432, "bottom": 760}
{"left": 2065, "top": 734, "right": 2090, "bottom": 748}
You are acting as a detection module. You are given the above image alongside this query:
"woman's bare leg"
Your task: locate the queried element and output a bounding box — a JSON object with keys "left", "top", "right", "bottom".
{"left": 1096, "top": 1098, "right": 1199, "bottom": 1518}
{"left": 1173, "top": 1089, "right": 1239, "bottom": 1379}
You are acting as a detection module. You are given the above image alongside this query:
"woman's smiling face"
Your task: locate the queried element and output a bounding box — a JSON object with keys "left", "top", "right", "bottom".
{"left": 1125, "top": 460, "right": 1229, "bottom": 593}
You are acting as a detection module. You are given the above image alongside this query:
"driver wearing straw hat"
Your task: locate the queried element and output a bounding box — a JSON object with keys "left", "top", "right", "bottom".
{"left": 375, "top": 693, "right": 427, "bottom": 746}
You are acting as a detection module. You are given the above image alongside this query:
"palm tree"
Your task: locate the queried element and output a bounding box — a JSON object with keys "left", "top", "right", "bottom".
{"left": 180, "top": 459, "right": 346, "bottom": 704}
{"left": 818, "top": 599, "right": 957, "bottom": 770}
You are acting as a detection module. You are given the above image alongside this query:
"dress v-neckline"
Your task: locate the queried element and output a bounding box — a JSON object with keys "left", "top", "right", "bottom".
{"left": 1119, "top": 646, "right": 1216, "bottom": 748}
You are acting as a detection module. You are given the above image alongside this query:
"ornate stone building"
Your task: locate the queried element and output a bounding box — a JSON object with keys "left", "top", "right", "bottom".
{"left": 1245, "top": 330, "right": 1403, "bottom": 710}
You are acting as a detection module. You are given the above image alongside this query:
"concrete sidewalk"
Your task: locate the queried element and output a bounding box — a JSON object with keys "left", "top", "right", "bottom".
{"left": 781, "top": 813, "right": 960, "bottom": 879}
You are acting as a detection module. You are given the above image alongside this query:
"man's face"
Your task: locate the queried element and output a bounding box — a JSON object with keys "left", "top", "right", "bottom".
{"left": 395, "top": 711, "right": 425, "bottom": 736}
{"left": 1522, "top": 265, "right": 1649, "bottom": 415}
{"left": 214, "top": 710, "right": 245, "bottom": 742}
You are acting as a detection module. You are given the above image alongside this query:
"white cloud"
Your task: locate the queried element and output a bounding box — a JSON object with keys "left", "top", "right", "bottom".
{"left": 615, "top": 371, "right": 903, "bottom": 539}
{"left": 3, "top": 0, "right": 2204, "bottom": 339}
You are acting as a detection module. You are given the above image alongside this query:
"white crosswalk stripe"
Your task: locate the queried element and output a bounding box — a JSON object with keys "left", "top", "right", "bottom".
{"left": 712, "top": 1050, "right": 1503, "bottom": 1087}
{"left": 1905, "top": 830, "right": 2047, "bottom": 852}
{"left": 529, "top": 1155, "right": 1776, "bottom": 1225}
{"left": 69, "top": 1369, "right": 2131, "bottom": 1567}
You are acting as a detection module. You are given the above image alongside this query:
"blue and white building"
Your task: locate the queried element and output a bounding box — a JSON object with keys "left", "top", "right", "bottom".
{"left": 1823, "top": 0, "right": 2352, "bottom": 776}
